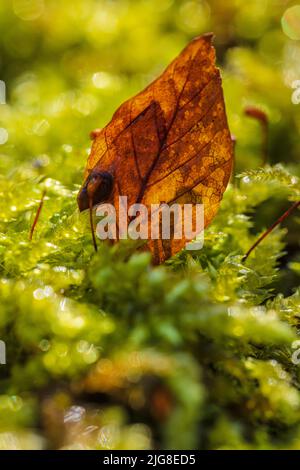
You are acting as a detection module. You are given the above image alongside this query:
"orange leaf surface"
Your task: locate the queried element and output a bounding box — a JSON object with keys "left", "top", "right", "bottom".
{"left": 78, "top": 33, "right": 233, "bottom": 263}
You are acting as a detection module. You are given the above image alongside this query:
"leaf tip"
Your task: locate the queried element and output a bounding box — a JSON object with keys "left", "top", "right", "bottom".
{"left": 192, "top": 32, "right": 215, "bottom": 48}
{"left": 202, "top": 32, "right": 215, "bottom": 42}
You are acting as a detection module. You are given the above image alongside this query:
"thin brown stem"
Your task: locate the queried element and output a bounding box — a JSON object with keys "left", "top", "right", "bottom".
{"left": 243, "top": 200, "right": 300, "bottom": 262}
{"left": 29, "top": 190, "right": 46, "bottom": 241}
{"left": 89, "top": 197, "right": 98, "bottom": 252}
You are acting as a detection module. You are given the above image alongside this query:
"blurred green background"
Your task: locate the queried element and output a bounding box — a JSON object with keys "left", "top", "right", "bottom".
{"left": 0, "top": 0, "right": 300, "bottom": 450}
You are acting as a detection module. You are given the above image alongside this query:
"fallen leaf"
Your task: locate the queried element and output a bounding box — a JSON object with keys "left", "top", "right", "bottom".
{"left": 78, "top": 33, "right": 233, "bottom": 263}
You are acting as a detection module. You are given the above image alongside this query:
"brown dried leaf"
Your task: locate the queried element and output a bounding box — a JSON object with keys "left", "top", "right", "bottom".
{"left": 78, "top": 33, "right": 233, "bottom": 263}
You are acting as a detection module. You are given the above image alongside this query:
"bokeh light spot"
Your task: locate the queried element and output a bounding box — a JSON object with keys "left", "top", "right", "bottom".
{"left": 13, "top": 0, "right": 45, "bottom": 21}
{"left": 0, "top": 128, "right": 8, "bottom": 145}
{"left": 282, "top": 5, "right": 300, "bottom": 40}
